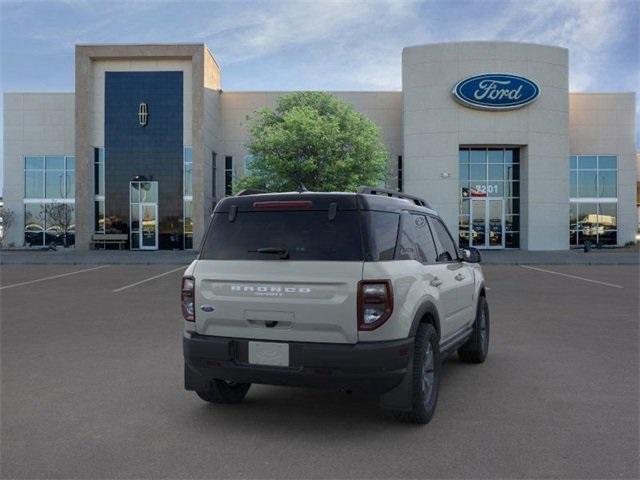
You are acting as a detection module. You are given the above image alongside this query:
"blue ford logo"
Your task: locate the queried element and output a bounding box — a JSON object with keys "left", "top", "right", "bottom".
{"left": 452, "top": 73, "right": 540, "bottom": 110}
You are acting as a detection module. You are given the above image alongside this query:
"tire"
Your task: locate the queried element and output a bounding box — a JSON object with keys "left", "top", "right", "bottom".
{"left": 394, "top": 323, "right": 441, "bottom": 424}
{"left": 196, "top": 380, "right": 251, "bottom": 404}
{"left": 458, "top": 295, "right": 490, "bottom": 364}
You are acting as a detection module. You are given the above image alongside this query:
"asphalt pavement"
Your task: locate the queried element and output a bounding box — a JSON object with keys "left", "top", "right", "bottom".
{"left": 1, "top": 263, "right": 638, "bottom": 479}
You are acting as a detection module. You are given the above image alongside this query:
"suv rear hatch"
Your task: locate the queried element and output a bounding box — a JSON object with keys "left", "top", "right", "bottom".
{"left": 194, "top": 195, "right": 364, "bottom": 344}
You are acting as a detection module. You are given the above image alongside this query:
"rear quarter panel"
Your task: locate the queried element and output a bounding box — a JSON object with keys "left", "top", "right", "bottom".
{"left": 360, "top": 260, "right": 443, "bottom": 342}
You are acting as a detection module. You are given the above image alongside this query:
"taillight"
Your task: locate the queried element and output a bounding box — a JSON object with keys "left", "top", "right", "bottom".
{"left": 358, "top": 280, "right": 393, "bottom": 331}
{"left": 181, "top": 276, "right": 195, "bottom": 322}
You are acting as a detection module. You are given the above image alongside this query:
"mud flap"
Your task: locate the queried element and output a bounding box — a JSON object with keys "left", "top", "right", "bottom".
{"left": 379, "top": 356, "right": 414, "bottom": 412}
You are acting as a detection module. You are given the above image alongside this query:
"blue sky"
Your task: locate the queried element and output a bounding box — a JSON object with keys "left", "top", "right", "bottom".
{"left": 1, "top": 0, "right": 638, "bottom": 191}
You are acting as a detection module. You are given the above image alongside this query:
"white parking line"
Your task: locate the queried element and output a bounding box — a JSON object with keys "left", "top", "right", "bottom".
{"left": 520, "top": 265, "right": 623, "bottom": 289}
{"left": 0, "top": 265, "right": 109, "bottom": 291}
{"left": 112, "top": 266, "right": 186, "bottom": 293}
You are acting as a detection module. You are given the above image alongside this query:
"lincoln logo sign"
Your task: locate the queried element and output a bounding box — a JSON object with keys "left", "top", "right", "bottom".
{"left": 138, "top": 102, "right": 149, "bottom": 126}
{"left": 452, "top": 73, "right": 540, "bottom": 110}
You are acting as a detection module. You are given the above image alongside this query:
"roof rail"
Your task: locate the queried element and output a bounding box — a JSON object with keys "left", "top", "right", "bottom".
{"left": 236, "top": 189, "right": 268, "bottom": 196}
{"left": 358, "top": 186, "right": 431, "bottom": 208}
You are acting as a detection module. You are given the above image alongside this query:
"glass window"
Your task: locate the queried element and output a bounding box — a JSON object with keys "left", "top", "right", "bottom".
{"left": 95, "top": 200, "right": 105, "bottom": 232}
{"left": 505, "top": 181, "right": 520, "bottom": 198}
{"left": 578, "top": 171, "right": 597, "bottom": 197}
{"left": 65, "top": 172, "right": 75, "bottom": 198}
{"left": 570, "top": 156, "right": 577, "bottom": 170}
{"left": 200, "top": 210, "right": 364, "bottom": 261}
{"left": 26, "top": 156, "right": 44, "bottom": 170}
{"left": 459, "top": 150, "right": 469, "bottom": 164}
{"left": 211, "top": 151, "right": 217, "bottom": 199}
{"left": 487, "top": 149, "right": 503, "bottom": 163}
{"left": 429, "top": 217, "right": 458, "bottom": 262}
{"left": 505, "top": 215, "right": 520, "bottom": 232}
{"left": 94, "top": 162, "right": 105, "bottom": 196}
{"left": 25, "top": 203, "right": 44, "bottom": 232}
{"left": 25, "top": 171, "right": 44, "bottom": 198}
{"left": 459, "top": 162, "right": 469, "bottom": 182}
{"left": 184, "top": 147, "right": 193, "bottom": 197}
{"left": 569, "top": 203, "right": 578, "bottom": 230}
{"left": 504, "top": 149, "right": 515, "bottom": 164}
{"left": 66, "top": 156, "right": 75, "bottom": 170}
{"left": 579, "top": 156, "right": 597, "bottom": 169}
{"left": 396, "top": 213, "right": 436, "bottom": 263}
{"left": 225, "top": 156, "right": 233, "bottom": 196}
{"left": 469, "top": 150, "right": 485, "bottom": 164}
{"left": 598, "top": 171, "right": 617, "bottom": 198}
{"left": 598, "top": 203, "right": 617, "bottom": 227}
{"left": 505, "top": 233, "right": 519, "bottom": 248}
{"left": 184, "top": 162, "right": 193, "bottom": 197}
{"left": 45, "top": 156, "right": 65, "bottom": 170}
{"left": 130, "top": 182, "right": 140, "bottom": 203}
{"left": 45, "top": 170, "right": 65, "bottom": 198}
{"left": 488, "top": 163, "right": 504, "bottom": 180}
{"left": 139, "top": 182, "right": 157, "bottom": 203}
{"left": 505, "top": 163, "right": 519, "bottom": 182}
{"left": 364, "top": 211, "right": 399, "bottom": 261}
{"left": 570, "top": 171, "right": 577, "bottom": 198}
{"left": 469, "top": 163, "right": 486, "bottom": 180}
{"left": 598, "top": 155, "right": 616, "bottom": 169}
{"left": 458, "top": 215, "right": 470, "bottom": 248}
{"left": 184, "top": 199, "right": 193, "bottom": 250}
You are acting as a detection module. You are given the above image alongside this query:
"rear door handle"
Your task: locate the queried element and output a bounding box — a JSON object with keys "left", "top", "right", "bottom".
{"left": 454, "top": 273, "right": 465, "bottom": 281}
{"left": 430, "top": 277, "right": 443, "bottom": 287}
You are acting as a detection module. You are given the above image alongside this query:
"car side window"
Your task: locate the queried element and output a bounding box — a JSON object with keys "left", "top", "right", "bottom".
{"left": 429, "top": 217, "right": 458, "bottom": 262}
{"left": 395, "top": 213, "right": 437, "bottom": 264}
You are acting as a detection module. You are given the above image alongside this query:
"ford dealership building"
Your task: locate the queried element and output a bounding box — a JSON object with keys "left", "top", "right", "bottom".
{"left": 2, "top": 41, "right": 637, "bottom": 250}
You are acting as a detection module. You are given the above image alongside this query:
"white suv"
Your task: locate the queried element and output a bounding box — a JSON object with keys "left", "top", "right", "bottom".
{"left": 182, "top": 187, "right": 489, "bottom": 424}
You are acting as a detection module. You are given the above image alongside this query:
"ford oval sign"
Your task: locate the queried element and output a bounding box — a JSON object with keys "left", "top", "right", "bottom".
{"left": 452, "top": 73, "right": 540, "bottom": 110}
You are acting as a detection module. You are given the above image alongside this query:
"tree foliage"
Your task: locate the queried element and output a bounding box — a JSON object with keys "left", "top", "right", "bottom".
{"left": 235, "top": 92, "right": 389, "bottom": 192}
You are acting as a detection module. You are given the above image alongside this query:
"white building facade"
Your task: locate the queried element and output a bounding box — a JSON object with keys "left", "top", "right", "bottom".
{"left": 3, "top": 41, "right": 637, "bottom": 250}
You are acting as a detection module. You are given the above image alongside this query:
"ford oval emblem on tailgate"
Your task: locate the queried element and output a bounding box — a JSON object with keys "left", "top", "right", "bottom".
{"left": 200, "top": 305, "right": 215, "bottom": 312}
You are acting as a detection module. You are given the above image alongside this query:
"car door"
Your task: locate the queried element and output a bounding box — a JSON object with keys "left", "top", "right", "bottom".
{"left": 427, "top": 216, "right": 476, "bottom": 337}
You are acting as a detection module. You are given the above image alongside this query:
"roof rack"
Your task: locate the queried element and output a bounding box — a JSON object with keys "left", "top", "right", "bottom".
{"left": 358, "top": 186, "right": 431, "bottom": 208}
{"left": 236, "top": 189, "right": 268, "bottom": 196}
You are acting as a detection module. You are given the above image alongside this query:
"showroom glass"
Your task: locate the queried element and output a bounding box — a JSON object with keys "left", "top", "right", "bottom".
{"left": 104, "top": 71, "right": 183, "bottom": 249}
{"left": 23, "top": 155, "right": 75, "bottom": 246}
{"left": 94, "top": 147, "right": 105, "bottom": 232}
{"left": 459, "top": 148, "right": 520, "bottom": 249}
{"left": 569, "top": 155, "right": 617, "bottom": 246}
{"left": 183, "top": 147, "right": 193, "bottom": 249}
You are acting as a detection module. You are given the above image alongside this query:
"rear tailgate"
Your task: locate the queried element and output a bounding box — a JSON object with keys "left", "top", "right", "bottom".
{"left": 194, "top": 260, "right": 362, "bottom": 344}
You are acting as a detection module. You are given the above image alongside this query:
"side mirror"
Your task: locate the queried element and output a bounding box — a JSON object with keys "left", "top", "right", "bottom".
{"left": 462, "top": 247, "right": 481, "bottom": 263}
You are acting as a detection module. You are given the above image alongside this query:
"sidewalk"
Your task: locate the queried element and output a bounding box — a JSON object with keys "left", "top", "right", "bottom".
{"left": 480, "top": 246, "right": 639, "bottom": 265}
{"left": 0, "top": 248, "right": 197, "bottom": 265}
{"left": 1, "top": 246, "right": 637, "bottom": 265}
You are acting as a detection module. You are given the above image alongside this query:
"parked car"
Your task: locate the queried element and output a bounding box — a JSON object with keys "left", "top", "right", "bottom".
{"left": 182, "top": 187, "right": 489, "bottom": 424}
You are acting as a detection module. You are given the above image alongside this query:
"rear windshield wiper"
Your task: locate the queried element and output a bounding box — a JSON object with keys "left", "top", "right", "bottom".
{"left": 248, "top": 247, "right": 290, "bottom": 259}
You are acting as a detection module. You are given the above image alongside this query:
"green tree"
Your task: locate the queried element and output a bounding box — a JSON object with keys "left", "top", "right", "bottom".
{"left": 236, "top": 92, "right": 389, "bottom": 192}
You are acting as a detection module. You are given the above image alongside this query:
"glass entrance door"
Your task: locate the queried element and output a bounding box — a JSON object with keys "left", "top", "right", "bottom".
{"left": 470, "top": 198, "right": 505, "bottom": 249}
{"left": 130, "top": 181, "right": 158, "bottom": 250}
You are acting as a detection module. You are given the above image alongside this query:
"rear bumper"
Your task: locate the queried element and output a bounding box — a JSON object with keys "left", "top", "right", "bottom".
{"left": 183, "top": 332, "right": 413, "bottom": 393}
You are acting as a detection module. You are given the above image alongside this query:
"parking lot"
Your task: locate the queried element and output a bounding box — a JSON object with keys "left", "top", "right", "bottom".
{"left": 1, "top": 263, "right": 638, "bottom": 479}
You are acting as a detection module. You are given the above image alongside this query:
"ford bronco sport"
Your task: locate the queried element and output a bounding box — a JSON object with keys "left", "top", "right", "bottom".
{"left": 182, "top": 187, "right": 489, "bottom": 424}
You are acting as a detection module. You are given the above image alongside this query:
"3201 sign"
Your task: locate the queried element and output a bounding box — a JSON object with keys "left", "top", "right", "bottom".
{"left": 473, "top": 184, "right": 500, "bottom": 194}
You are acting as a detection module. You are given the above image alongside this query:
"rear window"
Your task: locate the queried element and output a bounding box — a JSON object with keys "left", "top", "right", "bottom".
{"left": 200, "top": 211, "right": 364, "bottom": 261}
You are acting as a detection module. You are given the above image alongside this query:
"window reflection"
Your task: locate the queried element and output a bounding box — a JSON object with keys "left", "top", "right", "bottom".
{"left": 569, "top": 155, "right": 618, "bottom": 246}
{"left": 458, "top": 148, "right": 520, "bottom": 248}
{"left": 24, "top": 155, "right": 75, "bottom": 246}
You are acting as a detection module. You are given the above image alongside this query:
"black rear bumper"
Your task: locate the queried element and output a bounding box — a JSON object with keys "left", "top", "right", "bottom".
{"left": 183, "top": 332, "right": 413, "bottom": 393}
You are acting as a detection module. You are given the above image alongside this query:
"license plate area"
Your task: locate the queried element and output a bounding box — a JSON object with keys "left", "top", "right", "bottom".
{"left": 248, "top": 341, "right": 289, "bottom": 367}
